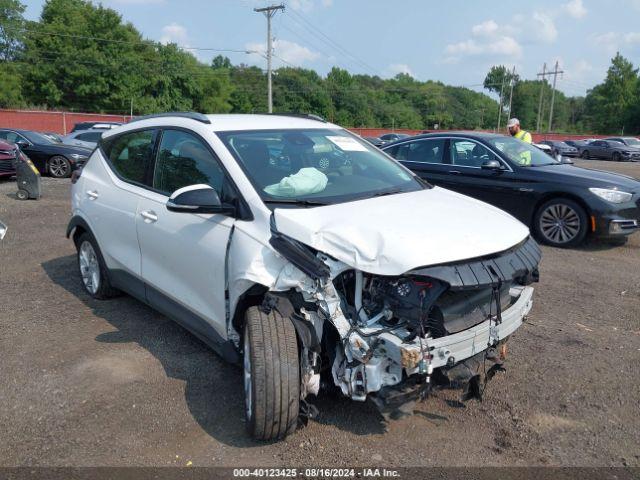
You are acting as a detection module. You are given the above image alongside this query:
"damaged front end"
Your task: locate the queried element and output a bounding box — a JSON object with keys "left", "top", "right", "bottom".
{"left": 267, "top": 224, "right": 541, "bottom": 418}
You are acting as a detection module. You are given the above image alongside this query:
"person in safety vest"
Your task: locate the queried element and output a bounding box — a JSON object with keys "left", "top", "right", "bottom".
{"left": 507, "top": 118, "right": 532, "bottom": 165}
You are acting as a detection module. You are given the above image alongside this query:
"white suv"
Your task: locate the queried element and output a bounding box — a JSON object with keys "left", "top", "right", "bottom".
{"left": 68, "top": 113, "right": 541, "bottom": 440}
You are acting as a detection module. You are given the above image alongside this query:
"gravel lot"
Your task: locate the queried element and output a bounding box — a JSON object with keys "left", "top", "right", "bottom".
{"left": 1, "top": 159, "right": 639, "bottom": 468}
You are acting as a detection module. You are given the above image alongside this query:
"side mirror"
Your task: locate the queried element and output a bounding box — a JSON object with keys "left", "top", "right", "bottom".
{"left": 15, "top": 140, "right": 30, "bottom": 150}
{"left": 166, "top": 184, "right": 235, "bottom": 215}
{"left": 481, "top": 159, "right": 503, "bottom": 171}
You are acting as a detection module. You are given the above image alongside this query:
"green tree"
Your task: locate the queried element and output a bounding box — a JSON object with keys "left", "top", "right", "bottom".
{"left": 584, "top": 53, "right": 638, "bottom": 134}
{"left": 0, "top": 0, "right": 25, "bottom": 61}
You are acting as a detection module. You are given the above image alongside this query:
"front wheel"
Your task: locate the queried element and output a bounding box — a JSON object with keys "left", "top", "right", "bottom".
{"left": 581, "top": 150, "right": 590, "bottom": 159}
{"left": 613, "top": 152, "right": 622, "bottom": 162}
{"left": 48, "top": 156, "right": 72, "bottom": 178}
{"left": 243, "top": 306, "right": 300, "bottom": 441}
{"left": 534, "top": 198, "right": 588, "bottom": 248}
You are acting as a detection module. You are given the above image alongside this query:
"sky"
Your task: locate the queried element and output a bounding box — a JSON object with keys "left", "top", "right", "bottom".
{"left": 20, "top": 0, "right": 640, "bottom": 97}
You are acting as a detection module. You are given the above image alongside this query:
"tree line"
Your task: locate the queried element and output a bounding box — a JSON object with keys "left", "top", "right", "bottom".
{"left": 0, "top": 0, "right": 638, "bottom": 134}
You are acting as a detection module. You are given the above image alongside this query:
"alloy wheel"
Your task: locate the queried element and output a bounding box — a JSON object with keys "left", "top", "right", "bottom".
{"left": 79, "top": 241, "right": 100, "bottom": 294}
{"left": 539, "top": 203, "right": 581, "bottom": 244}
{"left": 49, "top": 157, "right": 69, "bottom": 177}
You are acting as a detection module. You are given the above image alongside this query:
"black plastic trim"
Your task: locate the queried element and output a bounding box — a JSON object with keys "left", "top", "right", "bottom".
{"left": 411, "top": 236, "right": 542, "bottom": 290}
{"left": 129, "top": 112, "right": 211, "bottom": 125}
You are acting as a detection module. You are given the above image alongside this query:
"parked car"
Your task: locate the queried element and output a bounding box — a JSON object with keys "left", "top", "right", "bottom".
{"left": 70, "top": 121, "right": 122, "bottom": 133}
{"left": 604, "top": 137, "right": 640, "bottom": 149}
{"left": 41, "top": 132, "right": 63, "bottom": 143}
{"left": 62, "top": 129, "right": 104, "bottom": 149}
{"left": 383, "top": 132, "right": 640, "bottom": 247}
{"left": 538, "top": 140, "right": 579, "bottom": 158}
{"left": 533, "top": 143, "right": 553, "bottom": 156}
{"left": 0, "top": 139, "right": 18, "bottom": 178}
{"left": 0, "top": 129, "right": 92, "bottom": 178}
{"left": 579, "top": 139, "right": 640, "bottom": 162}
{"left": 379, "top": 132, "right": 410, "bottom": 142}
{"left": 362, "top": 136, "right": 385, "bottom": 147}
{"left": 67, "top": 112, "right": 541, "bottom": 441}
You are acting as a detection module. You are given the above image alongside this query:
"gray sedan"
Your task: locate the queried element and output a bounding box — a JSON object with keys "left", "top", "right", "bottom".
{"left": 62, "top": 129, "right": 104, "bottom": 149}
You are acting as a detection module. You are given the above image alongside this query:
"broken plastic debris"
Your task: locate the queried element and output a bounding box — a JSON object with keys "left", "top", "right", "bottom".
{"left": 264, "top": 167, "right": 327, "bottom": 197}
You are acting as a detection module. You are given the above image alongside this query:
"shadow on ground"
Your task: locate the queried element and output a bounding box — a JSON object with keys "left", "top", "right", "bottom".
{"left": 41, "top": 254, "right": 386, "bottom": 447}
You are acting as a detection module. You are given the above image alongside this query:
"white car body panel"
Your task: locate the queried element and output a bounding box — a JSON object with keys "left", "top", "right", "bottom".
{"left": 272, "top": 186, "right": 530, "bottom": 276}
{"left": 76, "top": 150, "right": 144, "bottom": 276}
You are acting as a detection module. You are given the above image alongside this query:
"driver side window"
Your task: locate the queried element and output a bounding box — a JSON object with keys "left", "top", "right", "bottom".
{"left": 153, "top": 129, "right": 226, "bottom": 196}
{"left": 450, "top": 139, "right": 496, "bottom": 168}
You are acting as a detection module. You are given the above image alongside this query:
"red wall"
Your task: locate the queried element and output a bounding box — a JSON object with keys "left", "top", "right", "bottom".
{"left": 0, "top": 109, "right": 131, "bottom": 135}
{"left": 0, "top": 109, "right": 605, "bottom": 142}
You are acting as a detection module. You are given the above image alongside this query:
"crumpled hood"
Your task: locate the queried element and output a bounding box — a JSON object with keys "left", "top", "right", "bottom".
{"left": 273, "top": 187, "right": 530, "bottom": 276}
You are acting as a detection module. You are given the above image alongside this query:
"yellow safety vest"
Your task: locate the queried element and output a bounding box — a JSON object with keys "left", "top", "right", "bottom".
{"left": 514, "top": 130, "right": 532, "bottom": 144}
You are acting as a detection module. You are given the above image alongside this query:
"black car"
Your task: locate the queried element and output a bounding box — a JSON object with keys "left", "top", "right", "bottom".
{"left": 70, "top": 121, "right": 122, "bottom": 133}
{"left": 604, "top": 137, "right": 640, "bottom": 150}
{"left": 579, "top": 139, "right": 640, "bottom": 162}
{"left": 382, "top": 132, "right": 640, "bottom": 247}
{"left": 379, "top": 132, "right": 410, "bottom": 142}
{"left": 539, "top": 140, "right": 579, "bottom": 158}
{"left": 363, "top": 136, "right": 385, "bottom": 148}
{"left": 0, "top": 129, "right": 92, "bottom": 178}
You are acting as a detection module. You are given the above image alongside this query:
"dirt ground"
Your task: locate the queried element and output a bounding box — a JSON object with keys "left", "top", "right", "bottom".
{"left": 0, "top": 159, "right": 639, "bottom": 468}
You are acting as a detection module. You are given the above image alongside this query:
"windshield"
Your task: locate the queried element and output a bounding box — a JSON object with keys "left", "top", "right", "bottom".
{"left": 487, "top": 136, "right": 559, "bottom": 167}
{"left": 624, "top": 138, "right": 640, "bottom": 146}
{"left": 217, "top": 128, "right": 424, "bottom": 204}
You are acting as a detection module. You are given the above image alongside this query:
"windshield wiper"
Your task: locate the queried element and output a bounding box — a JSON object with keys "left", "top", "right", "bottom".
{"left": 369, "top": 189, "right": 404, "bottom": 198}
{"left": 263, "top": 199, "right": 328, "bottom": 206}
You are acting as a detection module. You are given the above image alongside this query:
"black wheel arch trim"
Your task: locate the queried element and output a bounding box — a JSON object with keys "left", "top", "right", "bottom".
{"left": 66, "top": 215, "right": 92, "bottom": 240}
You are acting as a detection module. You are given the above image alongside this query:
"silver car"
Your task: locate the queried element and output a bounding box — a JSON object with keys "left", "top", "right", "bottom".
{"left": 62, "top": 129, "right": 104, "bottom": 149}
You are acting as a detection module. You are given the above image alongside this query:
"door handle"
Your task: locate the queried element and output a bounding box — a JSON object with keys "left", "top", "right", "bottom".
{"left": 86, "top": 190, "right": 99, "bottom": 200}
{"left": 449, "top": 170, "right": 462, "bottom": 175}
{"left": 140, "top": 210, "right": 158, "bottom": 223}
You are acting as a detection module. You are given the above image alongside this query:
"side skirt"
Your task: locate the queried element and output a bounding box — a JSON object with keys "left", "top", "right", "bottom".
{"left": 108, "top": 268, "right": 240, "bottom": 364}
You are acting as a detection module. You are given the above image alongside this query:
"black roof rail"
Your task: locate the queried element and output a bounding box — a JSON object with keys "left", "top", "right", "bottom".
{"left": 129, "top": 112, "right": 211, "bottom": 125}
{"left": 269, "top": 112, "right": 327, "bottom": 123}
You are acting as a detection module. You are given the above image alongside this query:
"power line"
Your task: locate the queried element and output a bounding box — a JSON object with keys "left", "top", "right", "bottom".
{"left": 286, "top": 8, "right": 380, "bottom": 76}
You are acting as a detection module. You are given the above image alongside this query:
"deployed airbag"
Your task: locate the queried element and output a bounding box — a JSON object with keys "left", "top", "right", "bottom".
{"left": 264, "top": 167, "right": 328, "bottom": 197}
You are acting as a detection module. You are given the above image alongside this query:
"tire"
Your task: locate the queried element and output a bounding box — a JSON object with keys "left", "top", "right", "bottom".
{"left": 75, "top": 232, "right": 119, "bottom": 299}
{"left": 580, "top": 150, "right": 590, "bottom": 159}
{"left": 16, "top": 189, "right": 29, "bottom": 200}
{"left": 243, "top": 306, "right": 300, "bottom": 441}
{"left": 48, "top": 155, "right": 72, "bottom": 178}
{"left": 612, "top": 152, "right": 621, "bottom": 162}
{"left": 534, "top": 198, "right": 588, "bottom": 248}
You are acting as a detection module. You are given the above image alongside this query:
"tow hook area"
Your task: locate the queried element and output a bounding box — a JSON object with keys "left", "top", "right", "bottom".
{"left": 370, "top": 345, "right": 507, "bottom": 420}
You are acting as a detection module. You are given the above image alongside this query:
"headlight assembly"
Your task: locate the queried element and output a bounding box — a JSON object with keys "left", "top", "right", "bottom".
{"left": 589, "top": 187, "right": 633, "bottom": 204}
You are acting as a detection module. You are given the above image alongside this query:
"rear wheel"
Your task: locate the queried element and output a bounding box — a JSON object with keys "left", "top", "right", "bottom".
{"left": 75, "top": 232, "right": 119, "bottom": 299}
{"left": 581, "top": 150, "right": 590, "bottom": 159}
{"left": 534, "top": 198, "right": 588, "bottom": 248}
{"left": 48, "top": 156, "right": 71, "bottom": 178}
{"left": 243, "top": 306, "right": 300, "bottom": 441}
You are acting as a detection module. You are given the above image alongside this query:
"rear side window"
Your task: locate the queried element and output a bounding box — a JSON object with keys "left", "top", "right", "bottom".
{"left": 77, "top": 132, "right": 102, "bottom": 142}
{"left": 103, "top": 130, "right": 156, "bottom": 185}
{"left": 153, "top": 129, "right": 225, "bottom": 196}
{"left": 392, "top": 139, "right": 446, "bottom": 164}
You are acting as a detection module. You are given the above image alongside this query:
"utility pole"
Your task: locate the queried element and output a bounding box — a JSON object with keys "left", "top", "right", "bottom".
{"left": 536, "top": 63, "right": 546, "bottom": 132}
{"left": 254, "top": 4, "right": 285, "bottom": 113}
{"left": 507, "top": 66, "right": 516, "bottom": 119}
{"left": 130, "top": 98, "right": 133, "bottom": 118}
{"left": 547, "top": 61, "right": 563, "bottom": 132}
{"left": 497, "top": 75, "right": 506, "bottom": 131}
